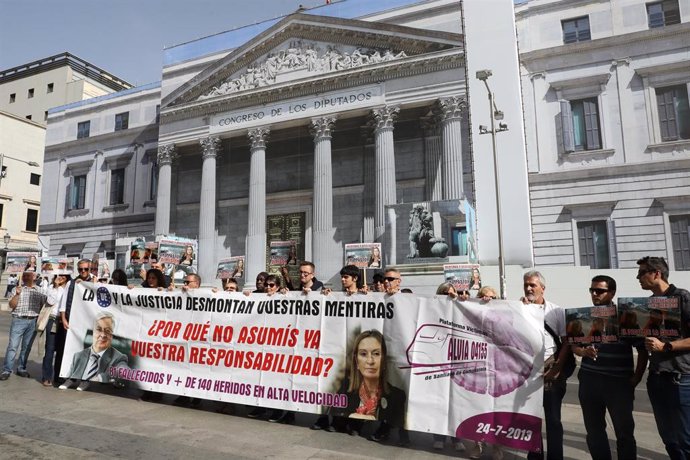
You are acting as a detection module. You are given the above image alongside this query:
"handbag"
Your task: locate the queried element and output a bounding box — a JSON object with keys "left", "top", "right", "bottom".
{"left": 36, "top": 305, "right": 53, "bottom": 333}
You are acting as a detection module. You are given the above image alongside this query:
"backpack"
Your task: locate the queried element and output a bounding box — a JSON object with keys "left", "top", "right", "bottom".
{"left": 544, "top": 322, "right": 577, "bottom": 380}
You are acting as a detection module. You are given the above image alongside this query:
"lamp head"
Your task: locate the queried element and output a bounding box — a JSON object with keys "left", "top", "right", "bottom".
{"left": 493, "top": 110, "right": 504, "bottom": 121}
{"left": 3, "top": 232, "right": 10, "bottom": 248}
{"left": 476, "top": 69, "right": 493, "bottom": 81}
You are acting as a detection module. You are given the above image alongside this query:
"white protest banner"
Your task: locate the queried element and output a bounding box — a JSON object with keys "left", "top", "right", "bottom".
{"left": 63, "top": 283, "right": 544, "bottom": 451}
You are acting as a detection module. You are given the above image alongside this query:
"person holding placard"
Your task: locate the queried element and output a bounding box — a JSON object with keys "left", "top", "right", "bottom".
{"left": 637, "top": 256, "right": 690, "bottom": 459}
{"left": 572, "top": 275, "right": 647, "bottom": 460}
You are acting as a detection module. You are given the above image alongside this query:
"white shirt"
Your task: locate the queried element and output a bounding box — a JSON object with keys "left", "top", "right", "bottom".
{"left": 529, "top": 300, "right": 566, "bottom": 358}
{"left": 47, "top": 285, "right": 65, "bottom": 317}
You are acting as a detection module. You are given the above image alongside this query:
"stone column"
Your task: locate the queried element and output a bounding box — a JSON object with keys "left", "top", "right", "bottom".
{"left": 372, "top": 106, "right": 399, "bottom": 240}
{"left": 310, "top": 116, "right": 337, "bottom": 277}
{"left": 422, "top": 117, "right": 442, "bottom": 201}
{"left": 246, "top": 127, "right": 270, "bottom": 288}
{"left": 438, "top": 96, "right": 466, "bottom": 200}
{"left": 361, "top": 125, "right": 375, "bottom": 242}
{"left": 198, "top": 136, "right": 222, "bottom": 285}
{"left": 154, "top": 144, "right": 177, "bottom": 236}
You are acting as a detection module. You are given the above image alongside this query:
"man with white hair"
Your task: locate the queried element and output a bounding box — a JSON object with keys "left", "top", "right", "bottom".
{"left": 59, "top": 311, "right": 128, "bottom": 391}
{"left": 523, "top": 270, "right": 569, "bottom": 460}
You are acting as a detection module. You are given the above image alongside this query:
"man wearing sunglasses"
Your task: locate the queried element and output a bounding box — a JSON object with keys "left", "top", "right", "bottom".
{"left": 572, "top": 275, "right": 647, "bottom": 459}
{"left": 54, "top": 259, "right": 94, "bottom": 387}
{"left": 382, "top": 269, "right": 402, "bottom": 295}
{"left": 637, "top": 256, "right": 690, "bottom": 459}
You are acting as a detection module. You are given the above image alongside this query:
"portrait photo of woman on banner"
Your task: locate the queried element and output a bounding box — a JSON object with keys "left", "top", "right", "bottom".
{"left": 333, "top": 330, "right": 406, "bottom": 427}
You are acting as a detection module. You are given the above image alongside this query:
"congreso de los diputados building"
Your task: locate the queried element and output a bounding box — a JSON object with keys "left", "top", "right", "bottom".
{"left": 39, "top": 0, "right": 690, "bottom": 297}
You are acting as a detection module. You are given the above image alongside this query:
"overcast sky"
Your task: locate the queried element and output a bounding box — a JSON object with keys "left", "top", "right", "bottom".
{"left": 0, "top": 0, "right": 328, "bottom": 86}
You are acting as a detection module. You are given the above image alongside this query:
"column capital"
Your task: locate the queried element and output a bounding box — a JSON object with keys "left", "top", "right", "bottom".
{"left": 248, "top": 127, "right": 270, "bottom": 152}
{"left": 437, "top": 96, "right": 467, "bottom": 123}
{"left": 200, "top": 136, "right": 222, "bottom": 160}
{"left": 310, "top": 116, "right": 337, "bottom": 140}
{"left": 157, "top": 144, "right": 178, "bottom": 166}
{"left": 371, "top": 105, "right": 400, "bottom": 132}
{"left": 421, "top": 116, "right": 440, "bottom": 136}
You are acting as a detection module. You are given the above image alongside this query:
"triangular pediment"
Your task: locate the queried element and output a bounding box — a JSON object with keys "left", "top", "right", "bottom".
{"left": 163, "top": 13, "right": 463, "bottom": 109}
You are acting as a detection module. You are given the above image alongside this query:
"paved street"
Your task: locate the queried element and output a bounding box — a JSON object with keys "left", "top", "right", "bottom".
{"left": 0, "top": 310, "right": 667, "bottom": 459}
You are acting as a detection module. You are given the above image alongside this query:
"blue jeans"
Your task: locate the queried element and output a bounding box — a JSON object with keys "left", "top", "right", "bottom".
{"left": 578, "top": 371, "right": 636, "bottom": 460}
{"left": 647, "top": 372, "right": 690, "bottom": 460}
{"left": 42, "top": 317, "right": 57, "bottom": 382}
{"left": 2, "top": 316, "right": 37, "bottom": 374}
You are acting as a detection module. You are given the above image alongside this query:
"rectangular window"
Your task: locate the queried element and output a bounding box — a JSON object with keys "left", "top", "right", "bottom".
{"left": 562, "top": 16, "right": 591, "bottom": 44}
{"left": 110, "top": 168, "right": 125, "bottom": 205}
{"left": 656, "top": 85, "right": 690, "bottom": 141}
{"left": 25, "top": 209, "right": 38, "bottom": 233}
{"left": 27, "top": 88, "right": 34, "bottom": 98}
{"left": 115, "top": 112, "right": 129, "bottom": 131}
{"left": 44, "top": 111, "right": 48, "bottom": 121}
{"left": 70, "top": 175, "right": 87, "bottom": 210}
{"left": 670, "top": 215, "right": 690, "bottom": 270}
{"left": 0, "top": 203, "right": 3, "bottom": 227}
{"left": 1, "top": 166, "right": 6, "bottom": 178}
{"left": 149, "top": 163, "right": 158, "bottom": 200}
{"left": 47, "top": 83, "right": 54, "bottom": 93}
{"left": 559, "top": 98, "right": 601, "bottom": 152}
{"left": 30, "top": 173, "right": 41, "bottom": 186}
{"left": 578, "top": 221, "right": 611, "bottom": 269}
{"left": 155, "top": 105, "right": 160, "bottom": 124}
{"left": 77, "top": 120, "right": 91, "bottom": 139}
{"left": 9, "top": 93, "right": 15, "bottom": 103}
{"left": 647, "top": 0, "right": 681, "bottom": 28}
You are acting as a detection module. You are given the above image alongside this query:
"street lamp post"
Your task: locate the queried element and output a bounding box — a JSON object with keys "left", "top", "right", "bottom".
{"left": 476, "top": 69, "right": 509, "bottom": 300}
{"left": 0, "top": 153, "right": 40, "bottom": 187}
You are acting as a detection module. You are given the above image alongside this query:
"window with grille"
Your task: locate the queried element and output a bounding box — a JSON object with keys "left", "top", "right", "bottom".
{"left": 656, "top": 85, "right": 690, "bottom": 142}
{"left": 562, "top": 16, "right": 591, "bottom": 44}
{"left": 670, "top": 215, "right": 690, "bottom": 270}
{"left": 578, "top": 221, "right": 611, "bottom": 269}
{"left": 647, "top": 1, "right": 680, "bottom": 28}
{"left": 110, "top": 168, "right": 125, "bottom": 205}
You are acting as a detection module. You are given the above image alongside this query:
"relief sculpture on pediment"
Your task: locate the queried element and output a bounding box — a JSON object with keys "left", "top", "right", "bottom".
{"left": 199, "top": 41, "right": 407, "bottom": 100}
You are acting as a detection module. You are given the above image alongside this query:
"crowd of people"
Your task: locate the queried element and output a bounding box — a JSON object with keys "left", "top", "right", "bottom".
{"left": 1, "top": 255, "right": 689, "bottom": 459}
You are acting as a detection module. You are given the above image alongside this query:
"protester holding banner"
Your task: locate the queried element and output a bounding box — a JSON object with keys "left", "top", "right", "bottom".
{"left": 0, "top": 272, "right": 49, "bottom": 381}
{"left": 41, "top": 274, "right": 69, "bottom": 387}
{"left": 382, "top": 269, "right": 402, "bottom": 295}
{"left": 372, "top": 273, "right": 385, "bottom": 293}
{"left": 283, "top": 261, "right": 324, "bottom": 293}
{"left": 110, "top": 269, "right": 128, "bottom": 287}
{"left": 223, "top": 278, "right": 239, "bottom": 292}
{"left": 141, "top": 269, "right": 167, "bottom": 290}
{"left": 570, "top": 275, "right": 646, "bottom": 460}
{"left": 435, "top": 282, "right": 458, "bottom": 300}
{"left": 477, "top": 286, "right": 498, "bottom": 302}
{"left": 637, "top": 256, "right": 690, "bottom": 459}
{"left": 54, "top": 259, "right": 94, "bottom": 387}
{"left": 523, "top": 270, "right": 568, "bottom": 460}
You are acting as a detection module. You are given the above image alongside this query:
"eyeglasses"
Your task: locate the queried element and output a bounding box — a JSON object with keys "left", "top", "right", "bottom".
{"left": 384, "top": 277, "right": 399, "bottom": 282}
{"left": 266, "top": 283, "right": 277, "bottom": 287}
{"left": 183, "top": 280, "right": 194, "bottom": 285}
{"left": 637, "top": 269, "right": 655, "bottom": 278}
{"left": 299, "top": 271, "right": 313, "bottom": 276}
{"left": 589, "top": 288, "right": 609, "bottom": 295}
{"left": 78, "top": 267, "right": 90, "bottom": 272}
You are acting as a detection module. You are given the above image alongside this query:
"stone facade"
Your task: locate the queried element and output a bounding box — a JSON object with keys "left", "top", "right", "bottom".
{"left": 517, "top": 0, "right": 690, "bottom": 270}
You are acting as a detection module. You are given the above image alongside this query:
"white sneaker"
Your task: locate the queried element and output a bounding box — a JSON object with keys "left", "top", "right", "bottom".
{"left": 469, "top": 441, "right": 483, "bottom": 459}
{"left": 453, "top": 441, "right": 466, "bottom": 452}
{"left": 58, "top": 379, "right": 77, "bottom": 390}
{"left": 492, "top": 444, "right": 504, "bottom": 460}
{"left": 76, "top": 381, "right": 90, "bottom": 391}
{"left": 432, "top": 440, "right": 444, "bottom": 450}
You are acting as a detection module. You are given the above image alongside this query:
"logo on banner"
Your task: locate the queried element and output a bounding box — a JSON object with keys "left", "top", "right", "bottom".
{"left": 96, "top": 287, "right": 112, "bottom": 308}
